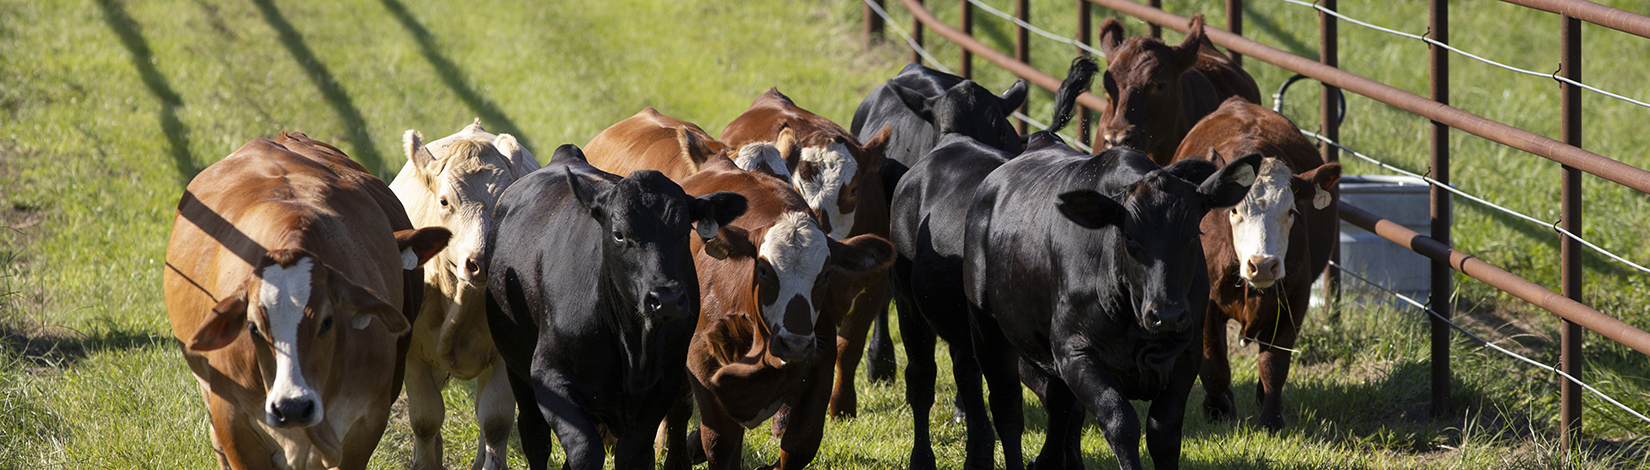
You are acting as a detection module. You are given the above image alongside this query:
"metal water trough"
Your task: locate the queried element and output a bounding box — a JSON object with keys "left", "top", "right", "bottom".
{"left": 1314, "top": 175, "right": 1439, "bottom": 307}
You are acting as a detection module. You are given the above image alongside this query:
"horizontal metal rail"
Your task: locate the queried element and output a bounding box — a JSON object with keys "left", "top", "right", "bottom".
{"left": 1339, "top": 202, "right": 1650, "bottom": 357}
{"left": 1501, "top": 0, "right": 1650, "bottom": 39}
{"left": 898, "top": 0, "right": 1110, "bottom": 111}
{"left": 1086, "top": 0, "right": 1650, "bottom": 195}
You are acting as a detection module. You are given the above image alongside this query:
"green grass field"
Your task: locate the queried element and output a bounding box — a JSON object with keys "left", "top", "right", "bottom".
{"left": 1, "top": 0, "right": 1646, "bottom": 468}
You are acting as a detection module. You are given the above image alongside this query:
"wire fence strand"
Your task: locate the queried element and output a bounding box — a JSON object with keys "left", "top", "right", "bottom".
{"left": 966, "top": 0, "right": 1107, "bottom": 58}
{"left": 1332, "top": 260, "right": 1650, "bottom": 426}
{"left": 1278, "top": 0, "right": 1650, "bottom": 111}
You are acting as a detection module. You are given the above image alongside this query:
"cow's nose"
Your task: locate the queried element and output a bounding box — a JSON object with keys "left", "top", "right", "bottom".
{"left": 266, "top": 397, "right": 319, "bottom": 428}
{"left": 1143, "top": 305, "right": 1186, "bottom": 333}
{"left": 1244, "top": 256, "right": 1282, "bottom": 287}
{"left": 465, "top": 255, "right": 488, "bottom": 283}
{"left": 769, "top": 330, "right": 814, "bottom": 363}
{"left": 1102, "top": 130, "right": 1131, "bottom": 149}
{"left": 646, "top": 288, "right": 685, "bottom": 319}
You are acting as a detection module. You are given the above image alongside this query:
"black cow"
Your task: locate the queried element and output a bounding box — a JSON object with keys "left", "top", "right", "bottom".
{"left": 963, "top": 139, "right": 1260, "bottom": 470}
{"left": 484, "top": 145, "right": 745, "bottom": 470}
{"left": 888, "top": 56, "right": 1096, "bottom": 470}
{"left": 849, "top": 63, "right": 1027, "bottom": 381}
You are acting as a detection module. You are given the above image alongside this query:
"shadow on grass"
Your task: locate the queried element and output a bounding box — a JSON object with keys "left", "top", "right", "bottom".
{"left": 249, "top": 0, "right": 386, "bottom": 177}
{"left": 94, "top": 0, "right": 198, "bottom": 182}
{"left": 0, "top": 318, "right": 169, "bottom": 369}
{"left": 377, "top": 0, "right": 536, "bottom": 153}
{"left": 1239, "top": 1, "right": 1316, "bottom": 59}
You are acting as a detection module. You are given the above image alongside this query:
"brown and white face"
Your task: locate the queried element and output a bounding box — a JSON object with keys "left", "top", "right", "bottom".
{"left": 186, "top": 251, "right": 413, "bottom": 429}
{"left": 1226, "top": 158, "right": 1341, "bottom": 288}
{"left": 750, "top": 211, "right": 831, "bottom": 363}
{"left": 788, "top": 128, "right": 890, "bottom": 239}
{"left": 394, "top": 122, "right": 534, "bottom": 287}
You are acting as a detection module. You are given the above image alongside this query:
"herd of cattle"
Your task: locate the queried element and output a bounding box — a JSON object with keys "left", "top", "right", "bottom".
{"left": 161, "top": 14, "right": 1343, "bottom": 470}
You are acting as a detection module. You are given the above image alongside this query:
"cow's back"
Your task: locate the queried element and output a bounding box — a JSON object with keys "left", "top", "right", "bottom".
{"left": 586, "top": 108, "right": 724, "bottom": 181}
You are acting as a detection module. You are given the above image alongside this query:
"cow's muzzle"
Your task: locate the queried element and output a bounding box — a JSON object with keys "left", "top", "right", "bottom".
{"left": 1141, "top": 301, "right": 1190, "bottom": 333}
{"left": 645, "top": 287, "right": 687, "bottom": 320}
{"left": 265, "top": 394, "right": 322, "bottom": 428}
{"left": 1242, "top": 255, "right": 1283, "bottom": 289}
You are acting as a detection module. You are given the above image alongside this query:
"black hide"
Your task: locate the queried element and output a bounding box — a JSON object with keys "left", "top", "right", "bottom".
{"left": 485, "top": 145, "right": 744, "bottom": 470}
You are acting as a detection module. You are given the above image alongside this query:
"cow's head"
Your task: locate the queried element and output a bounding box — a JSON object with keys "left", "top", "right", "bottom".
{"left": 789, "top": 124, "right": 889, "bottom": 239}
{"left": 703, "top": 211, "right": 894, "bottom": 364}
{"left": 1097, "top": 14, "right": 1208, "bottom": 160}
{"left": 1224, "top": 157, "right": 1341, "bottom": 288}
{"left": 396, "top": 120, "right": 536, "bottom": 288}
{"left": 1057, "top": 150, "right": 1260, "bottom": 333}
{"left": 185, "top": 229, "right": 448, "bottom": 430}
{"left": 887, "top": 78, "right": 1028, "bottom": 153}
{"left": 563, "top": 145, "right": 747, "bottom": 324}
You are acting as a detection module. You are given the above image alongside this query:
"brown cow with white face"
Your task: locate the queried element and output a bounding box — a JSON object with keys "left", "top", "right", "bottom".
{"left": 1171, "top": 98, "right": 1341, "bottom": 432}
{"left": 166, "top": 132, "right": 449, "bottom": 469}
{"left": 390, "top": 119, "right": 539, "bottom": 470}
{"left": 1098, "top": 13, "right": 1262, "bottom": 165}
{"left": 720, "top": 89, "right": 897, "bottom": 418}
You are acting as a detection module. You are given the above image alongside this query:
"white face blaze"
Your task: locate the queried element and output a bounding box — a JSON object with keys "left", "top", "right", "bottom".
{"left": 757, "top": 212, "right": 830, "bottom": 346}
{"left": 791, "top": 142, "right": 858, "bottom": 239}
{"left": 1228, "top": 158, "right": 1295, "bottom": 288}
{"left": 258, "top": 258, "right": 323, "bottom": 425}
{"left": 734, "top": 142, "right": 791, "bottom": 179}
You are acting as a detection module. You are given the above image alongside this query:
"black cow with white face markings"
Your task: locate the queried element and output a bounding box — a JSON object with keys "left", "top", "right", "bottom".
{"left": 484, "top": 145, "right": 745, "bottom": 470}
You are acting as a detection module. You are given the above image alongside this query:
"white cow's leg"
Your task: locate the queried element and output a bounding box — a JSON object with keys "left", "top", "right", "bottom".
{"left": 407, "top": 352, "right": 449, "bottom": 470}
{"left": 472, "top": 354, "right": 514, "bottom": 470}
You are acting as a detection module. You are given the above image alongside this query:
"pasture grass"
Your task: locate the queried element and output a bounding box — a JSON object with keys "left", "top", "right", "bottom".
{"left": 0, "top": 0, "right": 1645, "bottom": 468}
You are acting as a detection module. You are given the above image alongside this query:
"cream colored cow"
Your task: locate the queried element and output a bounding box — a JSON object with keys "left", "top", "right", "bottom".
{"left": 391, "top": 120, "right": 539, "bottom": 470}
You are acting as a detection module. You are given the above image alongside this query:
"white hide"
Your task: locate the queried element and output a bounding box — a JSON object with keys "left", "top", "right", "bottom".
{"left": 791, "top": 143, "right": 858, "bottom": 239}
{"left": 1228, "top": 158, "right": 1295, "bottom": 288}
{"left": 734, "top": 142, "right": 791, "bottom": 179}
{"left": 258, "top": 258, "right": 323, "bottom": 426}
{"left": 757, "top": 211, "right": 830, "bottom": 340}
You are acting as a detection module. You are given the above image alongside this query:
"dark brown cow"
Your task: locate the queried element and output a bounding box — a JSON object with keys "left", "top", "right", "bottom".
{"left": 1171, "top": 98, "right": 1340, "bottom": 431}
{"left": 165, "top": 132, "right": 449, "bottom": 469}
{"left": 720, "top": 88, "right": 896, "bottom": 418}
{"left": 584, "top": 107, "right": 742, "bottom": 181}
{"left": 1098, "top": 14, "right": 1262, "bottom": 165}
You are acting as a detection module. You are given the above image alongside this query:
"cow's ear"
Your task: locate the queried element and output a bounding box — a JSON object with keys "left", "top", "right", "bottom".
{"left": 1098, "top": 17, "right": 1127, "bottom": 59}
{"left": 889, "top": 83, "right": 934, "bottom": 122}
{"left": 189, "top": 286, "right": 249, "bottom": 351}
{"left": 493, "top": 133, "right": 540, "bottom": 179}
{"left": 997, "top": 79, "right": 1030, "bottom": 116}
{"left": 691, "top": 191, "right": 749, "bottom": 240}
{"left": 1295, "top": 162, "right": 1341, "bottom": 210}
{"left": 1198, "top": 152, "right": 1262, "bottom": 208}
{"left": 559, "top": 146, "right": 606, "bottom": 218}
{"left": 333, "top": 267, "right": 410, "bottom": 336}
{"left": 403, "top": 130, "right": 438, "bottom": 174}
{"left": 1173, "top": 14, "right": 1207, "bottom": 70}
{"left": 677, "top": 127, "right": 719, "bottom": 172}
{"left": 775, "top": 125, "right": 801, "bottom": 172}
{"left": 702, "top": 226, "right": 756, "bottom": 261}
{"left": 857, "top": 125, "right": 892, "bottom": 170}
{"left": 826, "top": 233, "right": 895, "bottom": 275}
{"left": 1056, "top": 190, "right": 1126, "bottom": 230}
{"left": 395, "top": 227, "right": 452, "bottom": 269}
{"left": 1163, "top": 157, "right": 1219, "bottom": 185}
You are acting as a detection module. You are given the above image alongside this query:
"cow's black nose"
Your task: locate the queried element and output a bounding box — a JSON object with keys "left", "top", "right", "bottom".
{"left": 1144, "top": 308, "right": 1185, "bottom": 332}
{"left": 646, "top": 288, "right": 685, "bottom": 319}
{"left": 267, "top": 397, "right": 317, "bottom": 428}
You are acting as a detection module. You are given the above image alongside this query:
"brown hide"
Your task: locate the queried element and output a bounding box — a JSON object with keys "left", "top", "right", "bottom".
{"left": 721, "top": 88, "right": 897, "bottom": 418}
{"left": 1098, "top": 14, "right": 1262, "bottom": 165}
{"left": 585, "top": 107, "right": 727, "bottom": 181}
{"left": 165, "top": 132, "right": 432, "bottom": 469}
{"left": 1171, "top": 98, "right": 1340, "bottom": 431}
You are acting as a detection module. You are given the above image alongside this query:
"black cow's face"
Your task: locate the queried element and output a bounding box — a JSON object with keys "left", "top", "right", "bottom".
{"left": 890, "top": 78, "right": 1028, "bottom": 154}
{"left": 1058, "top": 152, "right": 1261, "bottom": 333}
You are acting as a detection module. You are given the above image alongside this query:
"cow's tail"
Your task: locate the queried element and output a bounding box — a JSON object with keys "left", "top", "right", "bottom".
{"left": 1047, "top": 55, "right": 1100, "bottom": 135}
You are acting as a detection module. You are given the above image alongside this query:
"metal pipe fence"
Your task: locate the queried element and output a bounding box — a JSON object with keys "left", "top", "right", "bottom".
{"left": 864, "top": 0, "right": 1650, "bottom": 456}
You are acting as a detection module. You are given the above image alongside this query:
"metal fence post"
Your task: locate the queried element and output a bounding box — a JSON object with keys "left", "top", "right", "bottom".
{"left": 1560, "top": 11, "right": 1584, "bottom": 456}
{"left": 912, "top": 0, "right": 926, "bottom": 65}
{"left": 866, "top": 0, "right": 886, "bottom": 47}
{"left": 961, "top": 0, "right": 974, "bottom": 78}
{"left": 1319, "top": 0, "right": 1343, "bottom": 312}
{"left": 1428, "top": 0, "right": 1453, "bottom": 419}
{"left": 1015, "top": 0, "right": 1031, "bottom": 134}
{"left": 1227, "top": 0, "right": 1243, "bottom": 66}
{"left": 1149, "top": 0, "right": 1163, "bottom": 38}
{"left": 1078, "top": 0, "right": 1093, "bottom": 147}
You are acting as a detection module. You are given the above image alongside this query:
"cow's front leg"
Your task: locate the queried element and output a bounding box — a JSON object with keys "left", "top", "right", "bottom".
{"left": 693, "top": 378, "right": 746, "bottom": 470}
{"left": 769, "top": 358, "right": 833, "bottom": 470}
{"left": 1199, "top": 305, "right": 1235, "bottom": 423}
{"left": 531, "top": 372, "right": 603, "bottom": 470}
{"left": 472, "top": 357, "right": 514, "bottom": 470}
{"left": 1144, "top": 345, "right": 1202, "bottom": 470}
{"left": 971, "top": 313, "right": 1025, "bottom": 470}
{"left": 1060, "top": 356, "right": 1144, "bottom": 470}
{"left": 405, "top": 350, "right": 449, "bottom": 470}
{"left": 1255, "top": 313, "right": 1301, "bottom": 432}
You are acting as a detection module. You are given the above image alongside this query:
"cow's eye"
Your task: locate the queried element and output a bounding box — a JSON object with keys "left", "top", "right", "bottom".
{"left": 318, "top": 316, "right": 334, "bottom": 335}
{"left": 439, "top": 197, "right": 451, "bottom": 209}
{"left": 248, "top": 322, "right": 261, "bottom": 338}
{"left": 612, "top": 230, "right": 626, "bottom": 243}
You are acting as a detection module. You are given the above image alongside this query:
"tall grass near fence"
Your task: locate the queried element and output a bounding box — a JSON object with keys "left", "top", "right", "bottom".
{"left": 0, "top": 0, "right": 1644, "bottom": 467}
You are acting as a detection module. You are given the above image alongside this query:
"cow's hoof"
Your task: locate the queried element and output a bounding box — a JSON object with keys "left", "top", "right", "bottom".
{"left": 865, "top": 356, "right": 896, "bottom": 383}
{"left": 1203, "top": 391, "right": 1236, "bottom": 423}
{"left": 1259, "top": 414, "right": 1285, "bottom": 433}
{"left": 909, "top": 446, "right": 937, "bottom": 470}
